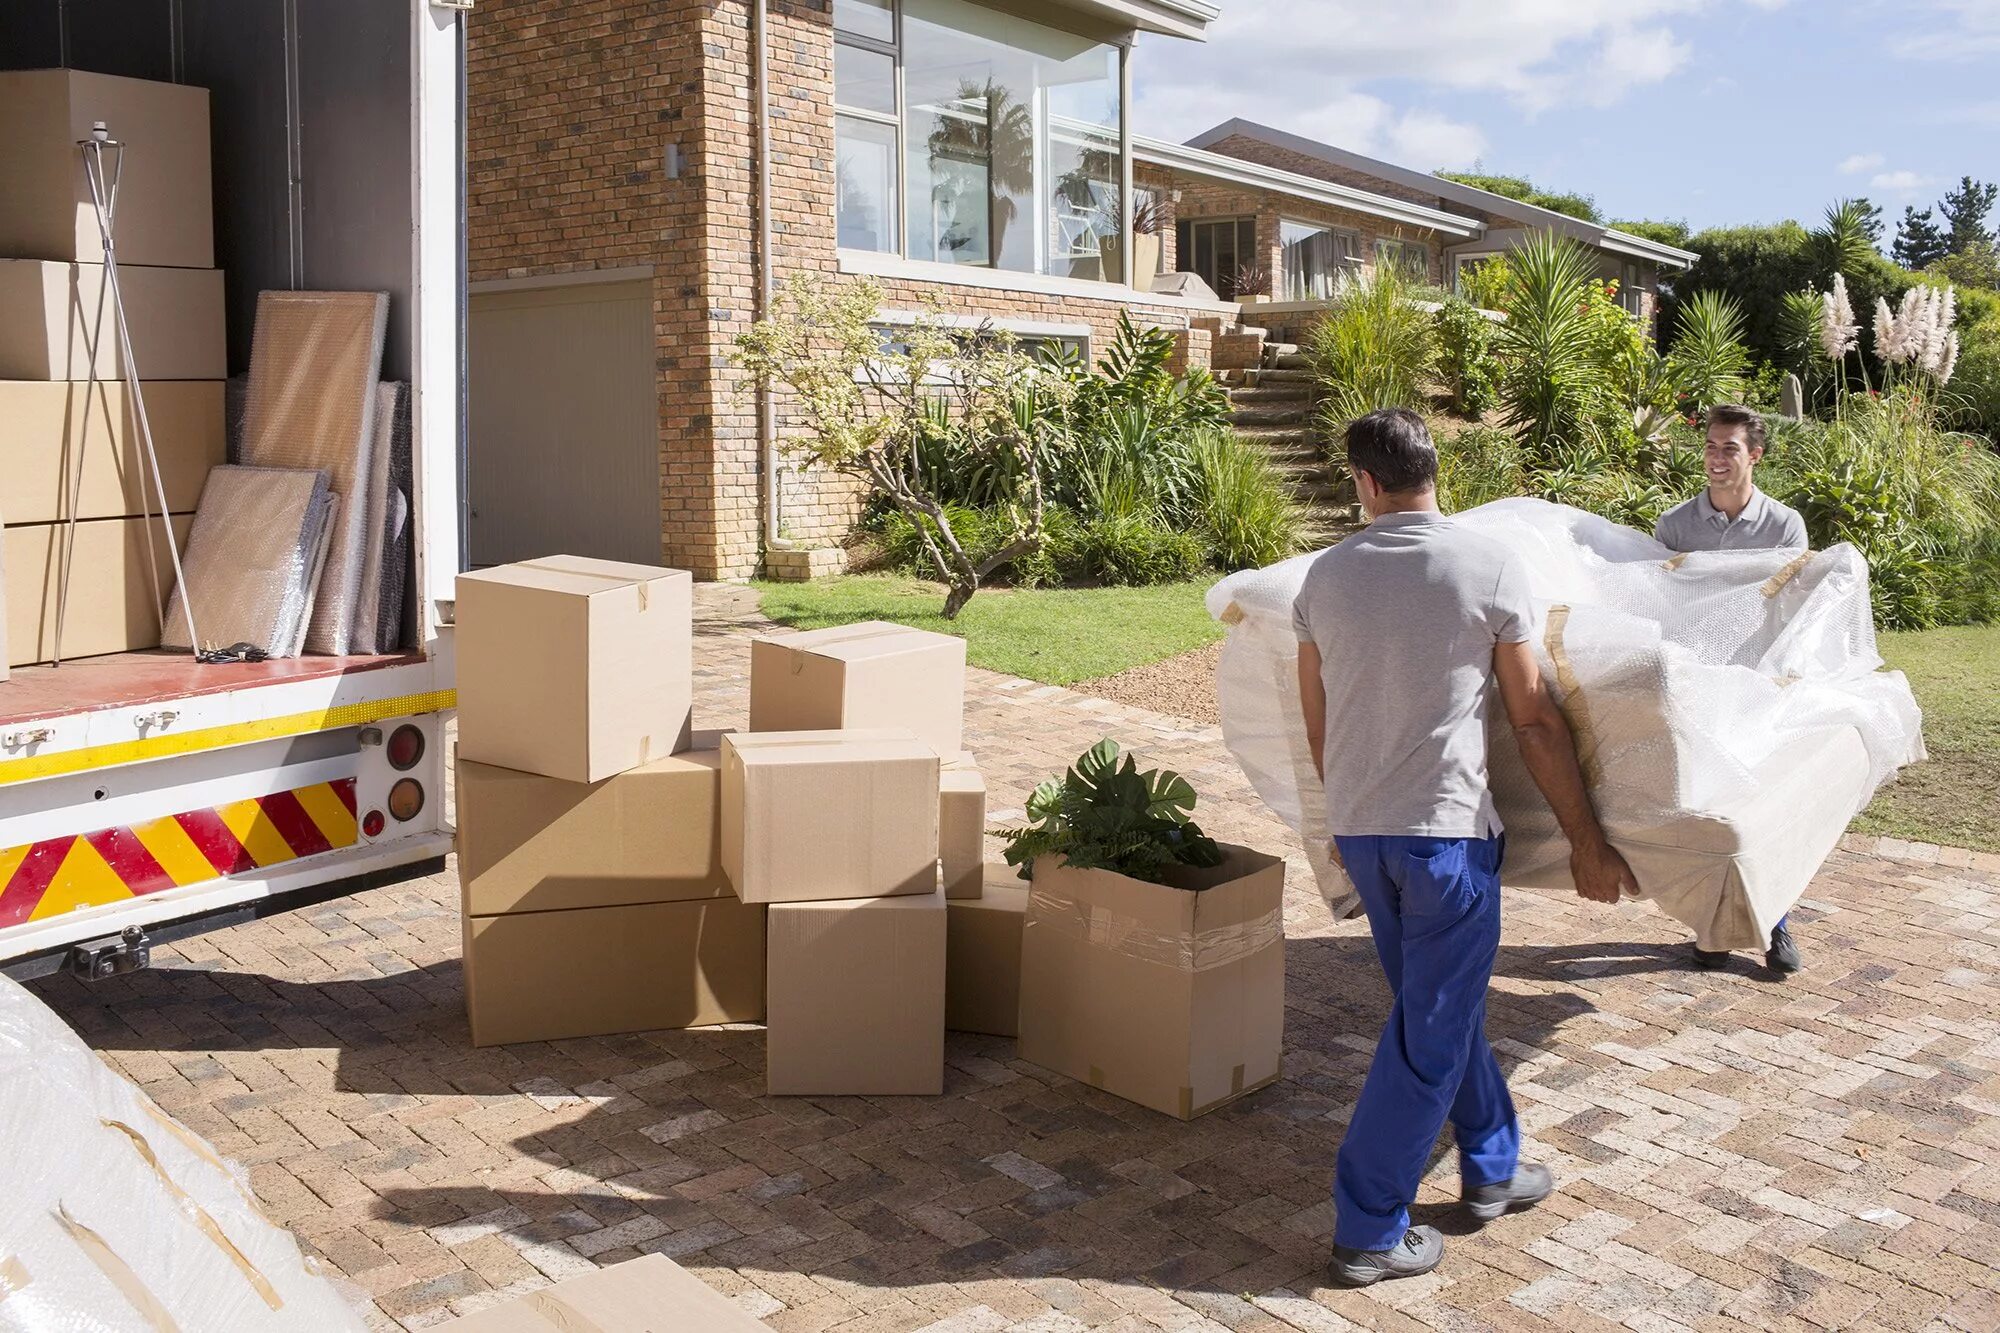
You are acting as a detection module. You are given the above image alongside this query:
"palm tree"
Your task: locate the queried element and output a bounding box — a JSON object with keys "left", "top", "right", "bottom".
{"left": 925, "top": 80, "right": 1035, "bottom": 267}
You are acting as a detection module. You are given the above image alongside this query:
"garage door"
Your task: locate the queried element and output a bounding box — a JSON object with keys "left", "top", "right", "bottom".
{"left": 468, "top": 279, "right": 660, "bottom": 567}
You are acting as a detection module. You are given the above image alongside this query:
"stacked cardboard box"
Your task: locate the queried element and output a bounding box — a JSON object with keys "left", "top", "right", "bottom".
{"left": 0, "top": 71, "right": 228, "bottom": 668}
{"left": 432, "top": 1254, "right": 771, "bottom": 1331}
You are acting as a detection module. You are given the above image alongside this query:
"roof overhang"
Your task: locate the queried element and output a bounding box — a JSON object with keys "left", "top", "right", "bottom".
{"left": 1597, "top": 228, "right": 1700, "bottom": 270}
{"left": 1133, "top": 135, "right": 1485, "bottom": 238}
{"left": 1038, "top": 0, "right": 1219, "bottom": 39}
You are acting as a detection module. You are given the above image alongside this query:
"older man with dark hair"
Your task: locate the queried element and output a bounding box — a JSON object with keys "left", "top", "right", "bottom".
{"left": 1294, "top": 408, "right": 1638, "bottom": 1286}
{"left": 1655, "top": 404, "right": 1810, "bottom": 975}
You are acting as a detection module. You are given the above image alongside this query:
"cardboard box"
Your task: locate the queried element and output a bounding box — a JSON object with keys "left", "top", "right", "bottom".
{"left": 457, "top": 741, "right": 730, "bottom": 917}
{"left": 720, "top": 730, "right": 939, "bottom": 905}
{"left": 766, "top": 891, "right": 946, "bottom": 1095}
{"left": 749, "top": 620, "right": 967, "bottom": 757}
{"left": 0, "top": 70, "right": 214, "bottom": 270}
{"left": 944, "top": 749, "right": 978, "bottom": 771}
{"left": 432, "top": 1255, "right": 772, "bottom": 1331}
{"left": 6, "top": 515, "right": 191, "bottom": 667}
{"left": 463, "top": 896, "right": 766, "bottom": 1047}
{"left": 0, "top": 260, "right": 226, "bottom": 381}
{"left": 940, "top": 767, "right": 987, "bottom": 899}
{"left": 455, "top": 556, "right": 693, "bottom": 784}
{"left": 0, "top": 380, "right": 224, "bottom": 525}
{"left": 947, "top": 872, "right": 1028, "bottom": 1036}
{"left": 1017, "top": 845, "right": 1286, "bottom": 1120}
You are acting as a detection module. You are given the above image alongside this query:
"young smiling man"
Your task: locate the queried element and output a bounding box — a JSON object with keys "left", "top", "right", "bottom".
{"left": 1295, "top": 409, "right": 1639, "bottom": 1287}
{"left": 1653, "top": 404, "right": 1809, "bottom": 975}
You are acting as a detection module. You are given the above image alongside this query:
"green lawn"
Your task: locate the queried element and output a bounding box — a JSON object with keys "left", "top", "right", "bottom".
{"left": 756, "top": 576, "right": 1222, "bottom": 686}
{"left": 1853, "top": 624, "right": 2000, "bottom": 852}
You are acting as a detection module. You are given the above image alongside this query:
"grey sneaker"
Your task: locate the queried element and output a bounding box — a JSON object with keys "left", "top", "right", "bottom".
{"left": 1766, "top": 923, "right": 1803, "bottom": 974}
{"left": 1329, "top": 1225, "right": 1444, "bottom": 1287}
{"left": 1462, "top": 1162, "right": 1555, "bottom": 1223}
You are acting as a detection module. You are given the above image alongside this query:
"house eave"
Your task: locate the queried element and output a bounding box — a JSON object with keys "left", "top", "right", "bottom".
{"left": 1133, "top": 136, "right": 1485, "bottom": 239}
{"left": 1597, "top": 229, "right": 1700, "bottom": 270}
{"left": 1038, "top": 0, "right": 1218, "bottom": 39}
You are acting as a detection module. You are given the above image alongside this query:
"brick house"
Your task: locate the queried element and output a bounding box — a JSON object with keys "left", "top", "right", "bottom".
{"left": 466, "top": 2, "right": 1694, "bottom": 580}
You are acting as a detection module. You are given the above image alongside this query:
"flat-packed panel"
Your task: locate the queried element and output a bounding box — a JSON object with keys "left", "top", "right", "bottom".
{"left": 750, "top": 620, "right": 966, "bottom": 757}
{"left": 947, "top": 873, "right": 1028, "bottom": 1036}
{"left": 455, "top": 556, "right": 694, "bottom": 784}
{"left": 463, "top": 897, "right": 766, "bottom": 1048}
{"left": 5, "top": 515, "right": 191, "bottom": 667}
{"left": 457, "top": 742, "right": 729, "bottom": 917}
{"left": 720, "top": 730, "right": 939, "bottom": 905}
{"left": 0, "top": 380, "right": 223, "bottom": 526}
{"left": 940, "top": 767, "right": 987, "bottom": 899}
{"left": 433, "top": 1255, "right": 771, "bottom": 1332}
{"left": 0, "top": 260, "right": 225, "bottom": 381}
{"left": 766, "top": 891, "right": 946, "bottom": 1096}
{"left": 1017, "top": 845, "right": 1286, "bottom": 1120}
{"left": 0, "top": 69, "right": 214, "bottom": 269}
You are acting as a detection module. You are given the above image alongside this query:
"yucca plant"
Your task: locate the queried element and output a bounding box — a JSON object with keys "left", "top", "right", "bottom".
{"left": 1495, "top": 232, "right": 1613, "bottom": 461}
{"left": 1307, "top": 261, "right": 1439, "bottom": 432}
{"left": 1815, "top": 199, "right": 1881, "bottom": 278}
{"left": 1668, "top": 290, "right": 1752, "bottom": 408}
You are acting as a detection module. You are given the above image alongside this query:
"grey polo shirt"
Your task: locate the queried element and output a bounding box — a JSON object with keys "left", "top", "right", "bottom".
{"left": 1292, "top": 510, "right": 1535, "bottom": 840}
{"left": 1654, "top": 488, "right": 1808, "bottom": 553}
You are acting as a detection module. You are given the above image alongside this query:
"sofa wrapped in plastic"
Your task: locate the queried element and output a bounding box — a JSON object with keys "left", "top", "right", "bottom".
{"left": 0, "top": 973, "right": 365, "bottom": 1331}
{"left": 1208, "top": 499, "right": 1927, "bottom": 951}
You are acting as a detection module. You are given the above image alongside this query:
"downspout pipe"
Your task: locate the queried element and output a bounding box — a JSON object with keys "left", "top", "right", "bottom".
{"left": 754, "top": 0, "right": 790, "bottom": 558}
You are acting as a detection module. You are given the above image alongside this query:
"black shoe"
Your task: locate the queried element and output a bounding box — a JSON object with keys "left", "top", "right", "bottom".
{"left": 1462, "top": 1162, "right": 1555, "bottom": 1224}
{"left": 1766, "top": 922, "right": 1803, "bottom": 974}
{"left": 1329, "top": 1226, "right": 1444, "bottom": 1287}
{"left": 1691, "top": 945, "right": 1731, "bottom": 970}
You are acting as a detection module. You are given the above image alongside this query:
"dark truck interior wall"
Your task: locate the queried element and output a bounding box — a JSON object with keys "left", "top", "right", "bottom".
{"left": 0, "top": 0, "right": 414, "bottom": 381}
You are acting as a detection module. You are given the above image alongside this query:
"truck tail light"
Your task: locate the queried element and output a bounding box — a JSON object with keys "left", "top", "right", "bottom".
{"left": 388, "top": 779, "right": 425, "bottom": 823}
{"left": 362, "top": 810, "right": 387, "bottom": 838}
{"left": 387, "top": 724, "right": 426, "bottom": 771}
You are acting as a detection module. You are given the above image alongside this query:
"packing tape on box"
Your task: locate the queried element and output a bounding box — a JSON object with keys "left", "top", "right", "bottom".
{"left": 101, "top": 1120, "right": 284, "bottom": 1311}
{"left": 512, "top": 559, "right": 655, "bottom": 609}
{"left": 0, "top": 1255, "right": 28, "bottom": 1302}
{"left": 525, "top": 1289, "right": 610, "bottom": 1332}
{"left": 1025, "top": 886, "right": 1281, "bottom": 972}
{"left": 55, "top": 1204, "right": 181, "bottom": 1333}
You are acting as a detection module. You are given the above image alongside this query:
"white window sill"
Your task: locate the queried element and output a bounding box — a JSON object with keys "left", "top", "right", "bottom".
{"left": 837, "top": 249, "right": 1239, "bottom": 315}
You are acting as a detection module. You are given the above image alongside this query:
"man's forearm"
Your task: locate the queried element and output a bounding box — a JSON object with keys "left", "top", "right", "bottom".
{"left": 1515, "top": 716, "right": 1610, "bottom": 852}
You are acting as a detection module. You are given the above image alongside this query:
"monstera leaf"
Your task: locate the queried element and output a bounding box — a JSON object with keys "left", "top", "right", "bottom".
{"left": 1001, "top": 739, "right": 1225, "bottom": 883}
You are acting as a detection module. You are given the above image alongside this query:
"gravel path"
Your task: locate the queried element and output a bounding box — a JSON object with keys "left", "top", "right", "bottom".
{"left": 1074, "top": 639, "right": 1222, "bottom": 726}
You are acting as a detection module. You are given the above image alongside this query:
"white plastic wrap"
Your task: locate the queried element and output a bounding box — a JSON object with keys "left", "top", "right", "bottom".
{"left": 1210, "top": 498, "right": 1927, "bottom": 949}
{"left": 0, "top": 974, "right": 366, "bottom": 1332}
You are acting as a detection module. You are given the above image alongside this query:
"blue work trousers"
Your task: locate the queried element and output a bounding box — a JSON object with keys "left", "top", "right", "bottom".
{"left": 1331, "top": 834, "right": 1520, "bottom": 1251}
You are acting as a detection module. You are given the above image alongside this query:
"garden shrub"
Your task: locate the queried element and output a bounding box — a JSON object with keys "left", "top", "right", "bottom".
{"left": 1436, "top": 425, "right": 1527, "bottom": 513}
{"left": 1309, "top": 263, "right": 1438, "bottom": 431}
{"left": 1073, "top": 512, "right": 1209, "bottom": 586}
{"left": 1186, "top": 428, "right": 1303, "bottom": 570}
{"left": 1434, "top": 297, "right": 1499, "bottom": 419}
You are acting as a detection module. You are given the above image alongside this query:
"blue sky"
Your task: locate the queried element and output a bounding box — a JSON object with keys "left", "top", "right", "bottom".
{"left": 1135, "top": 0, "right": 2000, "bottom": 235}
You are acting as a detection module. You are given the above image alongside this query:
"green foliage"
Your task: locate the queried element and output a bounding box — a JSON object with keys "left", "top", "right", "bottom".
{"left": 1677, "top": 218, "right": 1913, "bottom": 371}
{"left": 1437, "top": 171, "right": 1602, "bottom": 223}
{"left": 1495, "top": 232, "right": 1617, "bottom": 458}
{"left": 1668, "top": 290, "right": 1751, "bottom": 409}
{"left": 1895, "top": 206, "right": 1951, "bottom": 270}
{"left": 1434, "top": 297, "right": 1500, "bottom": 418}
{"left": 1941, "top": 177, "right": 1999, "bottom": 256}
{"left": 1818, "top": 199, "right": 1884, "bottom": 275}
{"left": 1931, "top": 240, "right": 2000, "bottom": 292}
{"left": 1436, "top": 425, "right": 1527, "bottom": 514}
{"left": 1308, "top": 262, "right": 1439, "bottom": 432}
{"left": 1185, "top": 428, "right": 1304, "bottom": 570}
{"left": 1001, "top": 740, "right": 1225, "bottom": 883}
{"left": 1457, "top": 254, "right": 1515, "bottom": 313}
{"left": 1610, "top": 218, "right": 1693, "bottom": 250}
{"left": 1073, "top": 512, "right": 1210, "bottom": 586}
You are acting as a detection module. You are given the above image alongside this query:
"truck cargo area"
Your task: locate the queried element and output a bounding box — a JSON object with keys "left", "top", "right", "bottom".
{"left": 0, "top": 652, "right": 423, "bottom": 729}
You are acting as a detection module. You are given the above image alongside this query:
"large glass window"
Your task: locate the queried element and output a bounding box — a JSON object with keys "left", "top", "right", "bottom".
{"left": 830, "top": 0, "right": 1126, "bottom": 281}
{"left": 1280, "top": 220, "right": 1360, "bottom": 301}
{"left": 1376, "top": 238, "right": 1430, "bottom": 282}
{"left": 1176, "top": 217, "right": 1257, "bottom": 299}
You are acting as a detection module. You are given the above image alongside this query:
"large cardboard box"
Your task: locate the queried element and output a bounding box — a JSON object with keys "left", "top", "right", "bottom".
{"left": 0, "top": 380, "right": 224, "bottom": 525}
{"left": 940, "top": 767, "right": 987, "bottom": 899}
{"left": 0, "top": 260, "right": 226, "bottom": 381}
{"left": 749, "top": 620, "right": 967, "bottom": 757}
{"left": 720, "top": 730, "right": 939, "bottom": 905}
{"left": 0, "top": 70, "right": 214, "bottom": 270}
{"left": 5, "top": 515, "right": 190, "bottom": 667}
{"left": 455, "top": 556, "right": 693, "bottom": 784}
{"left": 947, "top": 872, "right": 1028, "bottom": 1036}
{"left": 433, "top": 1255, "right": 772, "bottom": 1331}
{"left": 1018, "top": 845, "right": 1286, "bottom": 1120}
{"left": 463, "top": 896, "right": 766, "bottom": 1047}
{"left": 457, "top": 743, "right": 729, "bottom": 917}
{"left": 766, "top": 891, "right": 946, "bottom": 1095}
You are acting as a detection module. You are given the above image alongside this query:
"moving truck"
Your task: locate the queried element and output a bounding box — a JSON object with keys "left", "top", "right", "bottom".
{"left": 0, "top": 2, "right": 468, "bottom": 979}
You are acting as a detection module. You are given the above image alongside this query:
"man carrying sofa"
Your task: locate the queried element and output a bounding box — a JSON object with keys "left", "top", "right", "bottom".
{"left": 1654, "top": 404, "right": 1810, "bottom": 976}
{"left": 1294, "top": 408, "right": 1639, "bottom": 1287}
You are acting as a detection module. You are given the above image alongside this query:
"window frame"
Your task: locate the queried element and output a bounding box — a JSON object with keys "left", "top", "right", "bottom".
{"left": 1175, "top": 215, "right": 1258, "bottom": 299}
{"left": 833, "top": 4, "right": 905, "bottom": 256}
{"left": 1278, "top": 216, "right": 1361, "bottom": 302}
{"left": 1376, "top": 237, "right": 1430, "bottom": 282}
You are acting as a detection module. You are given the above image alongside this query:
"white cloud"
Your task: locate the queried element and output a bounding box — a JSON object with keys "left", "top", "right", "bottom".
{"left": 1871, "top": 170, "right": 1938, "bottom": 194}
{"left": 1894, "top": 0, "right": 2000, "bottom": 61}
{"left": 1839, "top": 153, "right": 1886, "bottom": 175}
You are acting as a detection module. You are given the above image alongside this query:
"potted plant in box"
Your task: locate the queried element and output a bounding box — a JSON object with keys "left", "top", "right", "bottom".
{"left": 1001, "top": 740, "right": 1286, "bottom": 1121}
{"left": 1233, "top": 260, "right": 1272, "bottom": 306}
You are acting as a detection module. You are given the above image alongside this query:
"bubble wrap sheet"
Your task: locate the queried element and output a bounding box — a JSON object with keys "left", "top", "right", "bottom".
{"left": 354, "top": 382, "right": 413, "bottom": 655}
{"left": 163, "top": 466, "right": 333, "bottom": 658}
{"left": 0, "top": 973, "right": 367, "bottom": 1332}
{"left": 1209, "top": 498, "right": 1927, "bottom": 952}
{"left": 239, "top": 291, "right": 388, "bottom": 656}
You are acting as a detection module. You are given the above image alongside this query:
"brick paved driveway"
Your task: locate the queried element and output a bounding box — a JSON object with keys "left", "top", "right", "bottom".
{"left": 30, "top": 588, "right": 2000, "bottom": 1332}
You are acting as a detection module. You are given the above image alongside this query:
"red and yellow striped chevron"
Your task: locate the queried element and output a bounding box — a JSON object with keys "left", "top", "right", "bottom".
{"left": 0, "top": 779, "right": 358, "bottom": 928}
